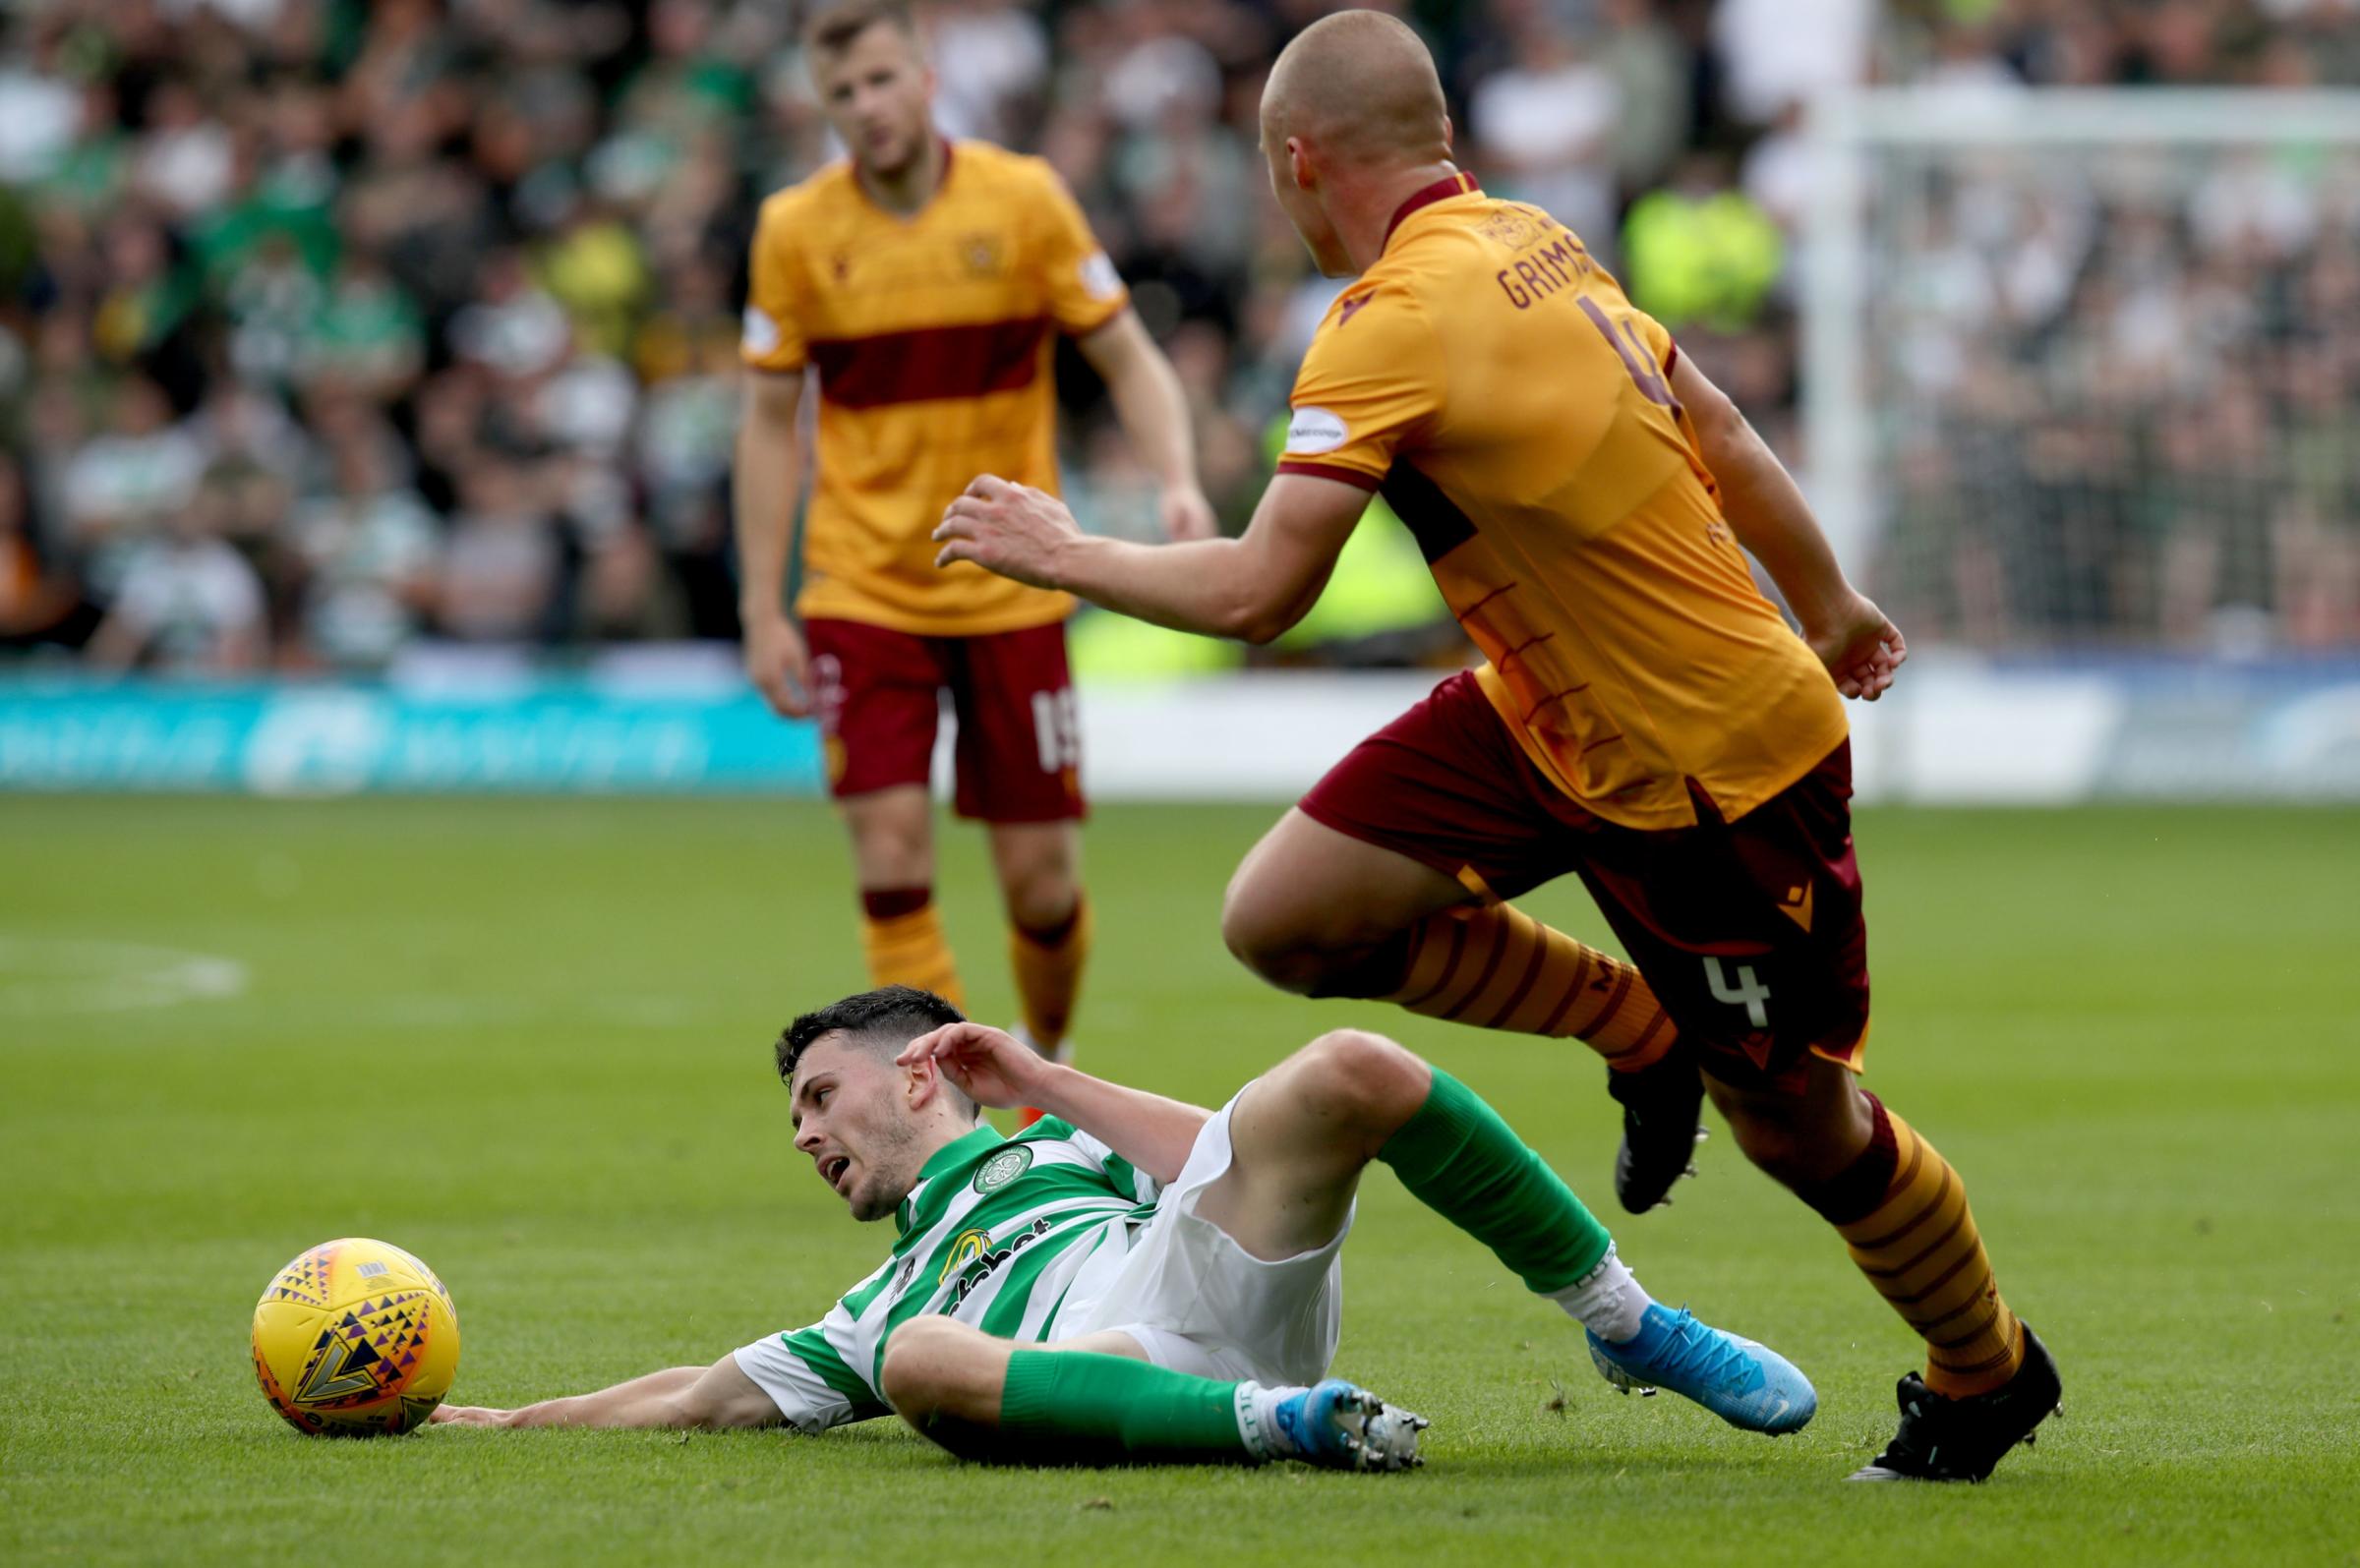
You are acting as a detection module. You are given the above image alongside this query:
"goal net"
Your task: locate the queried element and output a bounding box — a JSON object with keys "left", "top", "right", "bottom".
{"left": 1803, "top": 88, "right": 2360, "bottom": 655}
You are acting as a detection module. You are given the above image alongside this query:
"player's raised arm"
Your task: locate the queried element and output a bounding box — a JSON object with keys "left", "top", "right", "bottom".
{"left": 1669, "top": 351, "right": 1906, "bottom": 701}
{"left": 900, "top": 1021, "right": 1211, "bottom": 1182}
{"left": 1075, "top": 310, "right": 1217, "bottom": 542}
{"left": 932, "top": 470, "right": 1366, "bottom": 645}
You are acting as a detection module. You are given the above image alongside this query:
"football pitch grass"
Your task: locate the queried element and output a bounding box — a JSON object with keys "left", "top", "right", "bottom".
{"left": 3, "top": 795, "right": 2355, "bottom": 1565}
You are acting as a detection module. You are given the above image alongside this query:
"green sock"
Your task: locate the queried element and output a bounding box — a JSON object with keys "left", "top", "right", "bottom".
{"left": 1379, "top": 1066, "right": 1614, "bottom": 1294}
{"left": 998, "top": 1351, "right": 1253, "bottom": 1463}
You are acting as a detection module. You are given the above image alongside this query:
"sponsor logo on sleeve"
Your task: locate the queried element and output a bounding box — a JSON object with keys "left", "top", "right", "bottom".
{"left": 1079, "top": 251, "right": 1123, "bottom": 302}
{"left": 1285, "top": 406, "right": 1350, "bottom": 454}
{"left": 741, "top": 306, "right": 782, "bottom": 358}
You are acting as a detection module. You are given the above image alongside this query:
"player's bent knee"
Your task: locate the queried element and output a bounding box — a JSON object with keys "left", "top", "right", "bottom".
{"left": 1301, "top": 1024, "right": 1412, "bottom": 1077}
{"left": 1003, "top": 872, "right": 1078, "bottom": 934}
{"left": 1219, "top": 902, "right": 1348, "bottom": 995}
{"left": 842, "top": 796, "right": 934, "bottom": 885}
{"left": 1286, "top": 1028, "right": 1431, "bottom": 1131}
{"left": 1218, "top": 903, "right": 1299, "bottom": 986}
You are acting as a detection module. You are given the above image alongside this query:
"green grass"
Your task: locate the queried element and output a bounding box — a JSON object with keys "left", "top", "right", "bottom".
{"left": 3, "top": 797, "right": 2357, "bottom": 1565}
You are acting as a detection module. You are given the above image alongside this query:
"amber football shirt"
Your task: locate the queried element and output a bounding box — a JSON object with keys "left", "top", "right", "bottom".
{"left": 742, "top": 141, "right": 1127, "bottom": 636}
{"left": 1277, "top": 174, "right": 1848, "bottom": 831}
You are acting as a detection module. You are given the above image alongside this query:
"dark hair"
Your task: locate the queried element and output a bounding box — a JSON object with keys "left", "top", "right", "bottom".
{"left": 775, "top": 983, "right": 967, "bottom": 1095}
{"left": 803, "top": 0, "right": 917, "bottom": 56}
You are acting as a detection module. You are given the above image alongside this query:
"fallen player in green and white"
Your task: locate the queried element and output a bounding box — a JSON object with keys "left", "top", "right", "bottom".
{"left": 435, "top": 986, "right": 1815, "bottom": 1468}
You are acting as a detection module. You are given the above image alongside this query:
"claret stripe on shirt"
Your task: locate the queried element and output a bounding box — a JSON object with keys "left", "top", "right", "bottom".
{"left": 807, "top": 317, "right": 1051, "bottom": 409}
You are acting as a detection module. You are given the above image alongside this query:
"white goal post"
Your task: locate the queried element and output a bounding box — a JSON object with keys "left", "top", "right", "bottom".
{"left": 1802, "top": 87, "right": 2360, "bottom": 653}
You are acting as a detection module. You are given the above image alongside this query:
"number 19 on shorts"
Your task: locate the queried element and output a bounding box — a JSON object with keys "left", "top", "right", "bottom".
{"left": 1031, "top": 688, "right": 1081, "bottom": 774}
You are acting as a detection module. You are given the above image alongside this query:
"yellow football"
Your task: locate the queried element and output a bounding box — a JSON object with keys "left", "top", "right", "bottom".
{"left": 252, "top": 1238, "right": 460, "bottom": 1436}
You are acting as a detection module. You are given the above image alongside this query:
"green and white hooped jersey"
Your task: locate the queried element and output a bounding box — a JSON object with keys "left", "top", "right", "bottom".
{"left": 758, "top": 1119, "right": 1163, "bottom": 1432}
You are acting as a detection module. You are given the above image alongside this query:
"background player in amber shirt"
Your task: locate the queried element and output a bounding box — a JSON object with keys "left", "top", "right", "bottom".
{"left": 735, "top": 0, "right": 1214, "bottom": 1084}
{"left": 934, "top": 9, "right": 2059, "bottom": 1483}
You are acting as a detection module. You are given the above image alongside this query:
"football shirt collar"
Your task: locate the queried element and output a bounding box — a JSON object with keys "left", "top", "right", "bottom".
{"left": 853, "top": 135, "right": 959, "bottom": 221}
{"left": 895, "top": 1123, "right": 1007, "bottom": 1232}
{"left": 1383, "top": 169, "right": 1483, "bottom": 252}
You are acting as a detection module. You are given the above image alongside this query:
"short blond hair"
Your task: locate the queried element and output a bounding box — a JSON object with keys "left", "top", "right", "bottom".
{"left": 804, "top": 0, "right": 918, "bottom": 57}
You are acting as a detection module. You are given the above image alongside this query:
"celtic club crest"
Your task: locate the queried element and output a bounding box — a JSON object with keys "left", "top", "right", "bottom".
{"left": 972, "top": 1145, "right": 1033, "bottom": 1194}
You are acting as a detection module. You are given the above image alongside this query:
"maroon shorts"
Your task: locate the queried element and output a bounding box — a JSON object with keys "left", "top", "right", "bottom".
{"left": 804, "top": 617, "right": 1084, "bottom": 823}
{"left": 1298, "top": 671, "right": 1868, "bottom": 1087}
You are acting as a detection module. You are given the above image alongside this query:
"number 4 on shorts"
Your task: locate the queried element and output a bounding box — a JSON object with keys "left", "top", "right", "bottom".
{"left": 1703, "top": 957, "right": 1771, "bottom": 1027}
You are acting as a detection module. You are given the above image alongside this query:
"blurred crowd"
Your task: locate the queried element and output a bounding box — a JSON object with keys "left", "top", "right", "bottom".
{"left": 1872, "top": 130, "right": 2360, "bottom": 653}
{"left": 2, "top": 0, "right": 2357, "bottom": 673}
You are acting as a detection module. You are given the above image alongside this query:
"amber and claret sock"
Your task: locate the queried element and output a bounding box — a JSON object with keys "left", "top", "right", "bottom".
{"left": 1010, "top": 896, "right": 1092, "bottom": 1055}
{"left": 858, "top": 887, "right": 965, "bottom": 1013}
{"left": 1339, "top": 901, "right": 1678, "bottom": 1070}
{"left": 1799, "top": 1091, "right": 2028, "bottom": 1397}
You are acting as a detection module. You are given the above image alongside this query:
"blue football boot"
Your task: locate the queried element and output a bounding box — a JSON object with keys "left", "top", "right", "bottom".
{"left": 1587, "top": 1304, "right": 1817, "bottom": 1434}
{"left": 1269, "top": 1379, "right": 1429, "bottom": 1472}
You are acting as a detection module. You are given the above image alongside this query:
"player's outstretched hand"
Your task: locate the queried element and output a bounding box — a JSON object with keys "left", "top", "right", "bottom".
{"left": 1160, "top": 484, "right": 1219, "bottom": 543}
{"left": 934, "top": 475, "right": 1082, "bottom": 590}
{"left": 1807, "top": 592, "right": 1908, "bottom": 702}
{"left": 742, "top": 613, "right": 813, "bottom": 719}
{"left": 431, "top": 1404, "right": 510, "bottom": 1427}
{"left": 898, "top": 1020, "right": 1047, "bottom": 1111}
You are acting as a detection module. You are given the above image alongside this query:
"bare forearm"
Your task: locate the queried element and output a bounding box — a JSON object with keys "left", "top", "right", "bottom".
{"left": 937, "top": 472, "right": 1358, "bottom": 640}
{"left": 1052, "top": 533, "right": 1301, "bottom": 643}
{"left": 1028, "top": 1062, "right": 1210, "bottom": 1185}
{"left": 1666, "top": 349, "right": 1857, "bottom": 627}
{"left": 1103, "top": 352, "right": 1195, "bottom": 493}
{"left": 733, "top": 422, "right": 804, "bottom": 623}
{"left": 1679, "top": 383, "right": 1903, "bottom": 698}
{"left": 493, "top": 1365, "right": 707, "bottom": 1428}
{"left": 1700, "top": 415, "right": 1854, "bottom": 627}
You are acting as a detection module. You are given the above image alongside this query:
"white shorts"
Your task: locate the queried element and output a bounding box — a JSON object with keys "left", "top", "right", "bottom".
{"left": 1071, "top": 1084, "right": 1349, "bottom": 1389}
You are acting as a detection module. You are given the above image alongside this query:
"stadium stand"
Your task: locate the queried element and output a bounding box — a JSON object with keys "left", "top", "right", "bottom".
{"left": 3, "top": 0, "right": 2354, "bottom": 670}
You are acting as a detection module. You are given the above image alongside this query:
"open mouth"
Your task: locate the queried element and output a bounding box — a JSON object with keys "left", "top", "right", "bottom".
{"left": 823, "top": 1155, "right": 851, "bottom": 1191}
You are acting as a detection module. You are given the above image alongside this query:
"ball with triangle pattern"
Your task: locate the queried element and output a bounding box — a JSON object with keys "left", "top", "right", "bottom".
{"left": 252, "top": 1238, "right": 460, "bottom": 1435}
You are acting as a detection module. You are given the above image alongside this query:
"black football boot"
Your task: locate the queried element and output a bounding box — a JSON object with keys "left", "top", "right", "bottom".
{"left": 1607, "top": 1047, "right": 1706, "bottom": 1213}
{"left": 1850, "top": 1325, "right": 2062, "bottom": 1481}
